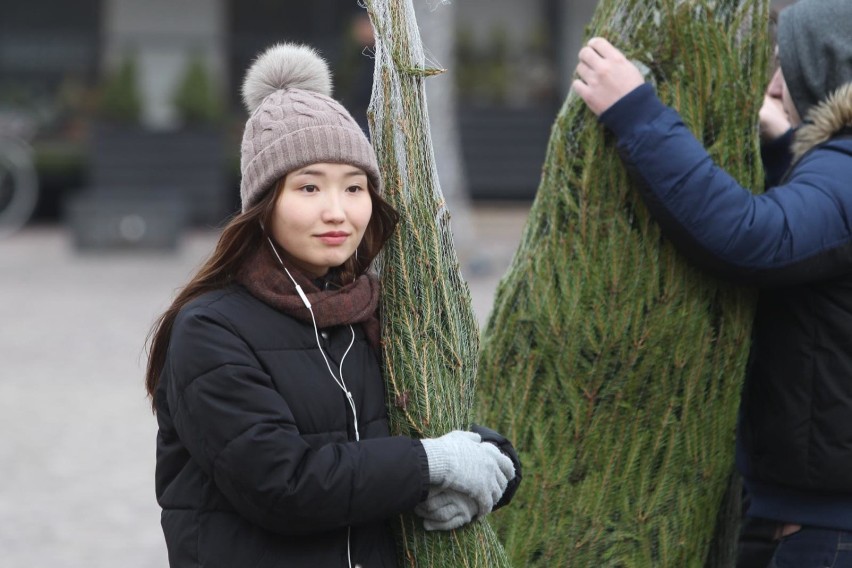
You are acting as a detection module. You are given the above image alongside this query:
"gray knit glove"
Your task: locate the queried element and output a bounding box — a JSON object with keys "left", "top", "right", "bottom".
{"left": 414, "top": 488, "right": 479, "bottom": 531}
{"left": 420, "top": 431, "right": 515, "bottom": 516}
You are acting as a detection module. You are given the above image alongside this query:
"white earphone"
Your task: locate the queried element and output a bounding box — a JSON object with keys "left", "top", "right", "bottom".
{"left": 264, "top": 229, "right": 362, "bottom": 568}
{"left": 264, "top": 234, "right": 361, "bottom": 442}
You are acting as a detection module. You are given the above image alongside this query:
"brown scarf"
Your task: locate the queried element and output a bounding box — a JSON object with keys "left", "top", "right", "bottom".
{"left": 236, "top": 245, "right": 381, "bottom": 351}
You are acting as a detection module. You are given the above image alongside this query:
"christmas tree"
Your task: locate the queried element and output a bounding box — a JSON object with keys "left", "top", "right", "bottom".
{"left": 365, "top": 0, "right": 511, "bottom": 565}
{"left": 476, "top": 0, "right": 769, "bottom": 566}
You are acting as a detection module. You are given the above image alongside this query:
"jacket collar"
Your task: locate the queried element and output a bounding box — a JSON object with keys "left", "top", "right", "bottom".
{"left": 792, "top": 82, "right": 852, "bottom": 163}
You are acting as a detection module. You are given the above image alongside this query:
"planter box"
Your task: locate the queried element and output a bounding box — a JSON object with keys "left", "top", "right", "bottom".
{"left": 87, "top": 123, "right": 231, "bottom": 226}
{"left": 65, "top": 189, "right": 186, "bottom": 250}
{"left": 65, "top": 123, "right": 232, "bottom": 250}
{"left": 459, "top": 105, "right": 555, "bottom": 201}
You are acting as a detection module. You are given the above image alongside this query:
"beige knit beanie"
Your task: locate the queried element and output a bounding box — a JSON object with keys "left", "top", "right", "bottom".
{"left": 239, "top": 43, "right": 382, "bottom": 212}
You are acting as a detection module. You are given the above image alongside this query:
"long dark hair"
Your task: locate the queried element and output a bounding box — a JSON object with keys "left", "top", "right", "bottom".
{"left": 144, "top": 181, "right": 399, "bottom": 410}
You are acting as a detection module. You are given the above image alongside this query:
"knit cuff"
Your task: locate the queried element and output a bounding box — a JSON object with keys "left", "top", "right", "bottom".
{"left": 420, "top": 438, "right": 451, "bottom": 485}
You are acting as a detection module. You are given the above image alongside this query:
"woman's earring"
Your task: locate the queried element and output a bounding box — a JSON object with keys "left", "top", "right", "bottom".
{"left": 355, "top": 249, "right": 359, "bottom": 262}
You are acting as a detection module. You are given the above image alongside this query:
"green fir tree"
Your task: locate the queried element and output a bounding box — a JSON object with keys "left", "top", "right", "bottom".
{"left": 99, "top": 55, "right": 142, "bottom": 124}
{"left": 365, "top": 0, "right": 511, "bottom": 565}
{"left": 476, "top": 0, "right": 769, "bottom": 566}
{"left": 173, "top": 54, "right": 223, "bottom": 125}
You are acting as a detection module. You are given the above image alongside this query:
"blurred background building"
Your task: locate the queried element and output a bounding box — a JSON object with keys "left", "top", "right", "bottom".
{"left": 0, "top": 0, "right": 598, "bottom": 236}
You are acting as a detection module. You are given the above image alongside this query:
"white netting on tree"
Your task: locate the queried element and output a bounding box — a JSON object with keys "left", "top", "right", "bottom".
{"left": 365, "top": 0, "right": 511, "bottom": 565}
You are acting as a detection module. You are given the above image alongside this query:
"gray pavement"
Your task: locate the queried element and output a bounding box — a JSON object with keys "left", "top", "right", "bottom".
{"left": 0, "top": 203, "right": 530, "bottom": 568}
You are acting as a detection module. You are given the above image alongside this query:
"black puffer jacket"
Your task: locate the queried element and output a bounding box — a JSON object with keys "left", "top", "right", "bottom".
{"left": 154, "top": 285, "right": 429, "bottom": 567}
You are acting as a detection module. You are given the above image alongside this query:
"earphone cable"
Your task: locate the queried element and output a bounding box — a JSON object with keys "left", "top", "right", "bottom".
{"left": 265, "top": 234, "right": 359, "bottom": 567}
{"left": 306, "top": 310, "right": 360, "bottom": 442}
{"left": 266, "top": 235, "right": 360, "bottom": 441}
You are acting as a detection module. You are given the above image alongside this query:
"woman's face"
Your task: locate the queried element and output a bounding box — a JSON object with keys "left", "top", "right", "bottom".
{"left": 270, "top": 162, "right": 372, "bottom": 277}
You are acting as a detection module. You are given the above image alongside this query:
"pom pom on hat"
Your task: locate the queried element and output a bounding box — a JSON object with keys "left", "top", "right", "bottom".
{"left": 241, "top": 43, "right": 333, "bottom": 113}
{"left": 238, "top": 42, "right": 382, "bottom": 212}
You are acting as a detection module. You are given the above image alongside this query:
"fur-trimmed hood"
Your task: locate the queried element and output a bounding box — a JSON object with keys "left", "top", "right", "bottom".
{"left": 792, "top": 82, "right": 852, "bottom": 163}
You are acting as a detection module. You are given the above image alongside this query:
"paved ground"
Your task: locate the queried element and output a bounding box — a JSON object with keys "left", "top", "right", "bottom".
{"left": 0, "top": 203, "right": 530, "bottom": 568}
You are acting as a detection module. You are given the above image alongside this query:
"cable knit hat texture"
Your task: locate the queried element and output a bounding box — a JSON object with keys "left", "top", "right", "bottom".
{"left": 239, "top": 43, "right": 381, "bottom": 212}
{"left": 777, "top": 0, "right": 852, "bottom": 121}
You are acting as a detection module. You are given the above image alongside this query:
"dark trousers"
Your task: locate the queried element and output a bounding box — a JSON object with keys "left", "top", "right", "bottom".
{"left": 737, "top": 517, "right": 852, "bottom": 568}
{"left": 737, "top": 517, "right": 778, "bottom": 568}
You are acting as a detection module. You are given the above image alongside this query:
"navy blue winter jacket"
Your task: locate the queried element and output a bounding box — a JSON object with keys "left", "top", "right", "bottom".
{"left": 599, "top": 82, "right": 852, "bottom": 530}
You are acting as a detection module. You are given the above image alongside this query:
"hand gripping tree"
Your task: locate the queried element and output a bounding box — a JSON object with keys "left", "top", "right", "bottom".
{"left": 364, "top": 0, "right": 512, "bottom": 566}
{"left": 476, "top": 0, "right": 769, "bottom": 566}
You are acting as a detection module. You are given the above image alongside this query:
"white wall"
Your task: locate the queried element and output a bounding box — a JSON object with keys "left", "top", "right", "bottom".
{"left": 454, "top": 0, "right": 599, "bottom": 101}
{"left": 558, "top": 0, "right": 598, "bottom": 96}
{"left": 454, "top": 0, "right": 544, "bottom": 46}
{"left": 102, "top": 0, "right": 226, "bottom": 129}
{"left": 454, "top": 0, "right": 548, "bottom": 105}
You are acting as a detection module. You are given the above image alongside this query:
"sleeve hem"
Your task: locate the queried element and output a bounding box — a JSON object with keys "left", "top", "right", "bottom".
{"left": 599, "top": 83, "right": 666, "bottom": 139}
{"left": 414, "top": 440, "right": 431, "bottom": 502}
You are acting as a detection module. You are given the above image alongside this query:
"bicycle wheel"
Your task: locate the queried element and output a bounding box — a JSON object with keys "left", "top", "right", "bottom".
{"left": 0, "top": 138, "right": 38, "bottom": 238}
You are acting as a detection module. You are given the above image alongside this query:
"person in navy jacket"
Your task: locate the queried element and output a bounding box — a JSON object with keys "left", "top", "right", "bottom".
{"left": 573, "top": 0, "right": 852, "bottom": 566}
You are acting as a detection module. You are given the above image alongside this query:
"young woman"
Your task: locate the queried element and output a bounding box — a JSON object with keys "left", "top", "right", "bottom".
{"left": 145, "top": 43, "right": 518, "bottom": 568}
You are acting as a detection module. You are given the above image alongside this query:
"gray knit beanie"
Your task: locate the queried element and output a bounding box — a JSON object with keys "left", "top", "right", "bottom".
{"left": 239, "top": 43, "right": 381, "bottom": 212}
{"left": 777, "top": 0, "right": 852, "bottom": 120}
